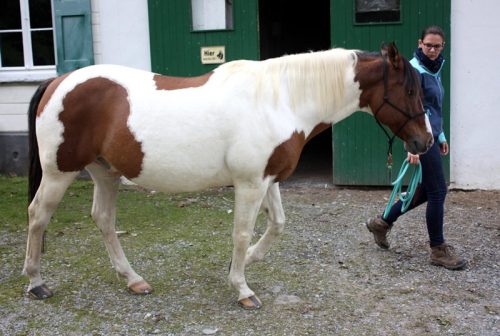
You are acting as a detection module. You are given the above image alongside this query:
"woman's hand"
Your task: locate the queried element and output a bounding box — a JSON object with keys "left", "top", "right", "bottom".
{"left": 407, "top": 152, "right": 420, "bottom": 165}
{"left": 440, "top": 141, "right": 449, "bottom": 156}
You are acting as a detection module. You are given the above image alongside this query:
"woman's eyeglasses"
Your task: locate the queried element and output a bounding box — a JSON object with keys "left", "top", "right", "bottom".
{"left": 423, "top": 43, "right": 444, "bottom": 50}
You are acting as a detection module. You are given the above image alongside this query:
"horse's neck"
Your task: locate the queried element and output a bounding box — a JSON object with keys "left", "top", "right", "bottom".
{"left": 291, "top": 80, "right": 363, "bottom": 133}
{"left": 280, "top": 53, "right": 363, "bottom": 130}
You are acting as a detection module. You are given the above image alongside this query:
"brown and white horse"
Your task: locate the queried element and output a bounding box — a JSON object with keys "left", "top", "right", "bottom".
{"left": 24, "top": 43, "right": 432, "bottom": 308}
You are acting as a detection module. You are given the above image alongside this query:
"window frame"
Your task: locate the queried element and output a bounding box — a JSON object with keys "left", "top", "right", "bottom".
{"left": 190, "top": 0, "right": 234, "bottom": 33}
{"left": 353, "top": 0, "right": 402, "bottom": 26}
{"left": 0, "top": 0, "right": 57, "bottom": 82}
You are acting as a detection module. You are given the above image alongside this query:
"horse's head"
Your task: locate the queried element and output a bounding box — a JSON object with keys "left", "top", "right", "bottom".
{"left": 356, "top": 42, "right": 434, "bottom": 154}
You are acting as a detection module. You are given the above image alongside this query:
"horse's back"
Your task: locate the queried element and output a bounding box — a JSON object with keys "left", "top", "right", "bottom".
{"left": 34, "top": 64, "right": 274, "bottom": 191}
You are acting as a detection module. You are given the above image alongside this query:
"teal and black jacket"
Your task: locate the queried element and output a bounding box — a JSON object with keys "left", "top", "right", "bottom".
{"left": 410, "top": 55, "right": 447, "bottom": 144}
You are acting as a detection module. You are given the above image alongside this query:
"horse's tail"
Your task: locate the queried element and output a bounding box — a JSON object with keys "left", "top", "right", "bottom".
{"left": 28, "top": 79, "right": 54, "bottom": 203}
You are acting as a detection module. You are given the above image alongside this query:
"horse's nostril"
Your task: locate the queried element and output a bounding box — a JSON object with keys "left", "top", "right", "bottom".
{"left": 427, "top": 137, "right": 434, "bottom": 148}
{"left": 414, "top": 140, "right": 419, "bottom": 152}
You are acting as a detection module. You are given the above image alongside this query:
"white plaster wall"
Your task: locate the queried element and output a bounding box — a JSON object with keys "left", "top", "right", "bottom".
{"left": 450, "top": 0, "right": 500, "bottom": 189}
{"left": 0, "top": 84, "right": 38, "bottom": 132}
{"left": 91, "top": 0, "right": 151, "bottom": 71}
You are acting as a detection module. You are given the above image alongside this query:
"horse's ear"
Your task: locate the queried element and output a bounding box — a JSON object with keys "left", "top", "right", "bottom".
{"left": 380, "top": 42, "right": 389, "bottom": 57}
{"left": 386, "top": 42, "right": 400, "bottom": 69}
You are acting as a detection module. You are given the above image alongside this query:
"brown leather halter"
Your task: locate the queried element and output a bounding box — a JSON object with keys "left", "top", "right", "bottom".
{"left": 372, "top": 54, "right": 426, "bottom": 168}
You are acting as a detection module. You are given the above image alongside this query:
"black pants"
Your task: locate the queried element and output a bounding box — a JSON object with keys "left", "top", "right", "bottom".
{"left": 384, "top": 140, "right": 447, "bottom": 247}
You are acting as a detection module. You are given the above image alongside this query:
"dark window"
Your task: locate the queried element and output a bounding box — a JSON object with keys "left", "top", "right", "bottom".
{"left": 0, "top": 1, "right": 22, "bottom": 30}
{"left": 0, "top": 0, "right": 55, "bottom": 69}
{"left": 31, "top": 30, "right": 55, "bottom": 65}
{"left": 29, "top": 0, "right": 54, "bottom": 29}
{"left": 355, "top": 0, "right": 400, "bottom": 24}
{"left": 0, "top": 32, "right": 24, "bottom": 66}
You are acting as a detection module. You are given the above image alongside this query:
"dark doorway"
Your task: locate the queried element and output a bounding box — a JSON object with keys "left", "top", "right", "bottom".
{"left": 258, "top": 0, "right": 332, "bottom": 182}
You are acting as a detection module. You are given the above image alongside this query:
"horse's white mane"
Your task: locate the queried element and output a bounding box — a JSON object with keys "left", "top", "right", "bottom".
{"left": 218, "top": 48, "right": 357, "bottom": 114}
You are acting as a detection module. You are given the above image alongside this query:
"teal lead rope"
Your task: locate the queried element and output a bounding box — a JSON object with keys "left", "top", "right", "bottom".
{"left": 382, "top": 159, "right": 422, "bottom": 220}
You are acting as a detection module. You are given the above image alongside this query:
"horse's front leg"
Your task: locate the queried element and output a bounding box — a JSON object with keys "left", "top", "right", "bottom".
{"left": 229, "top": 182, "right": 267, "bottom": 309}
{"left": 245, "top": 182, "right": 285, "bottom": 266}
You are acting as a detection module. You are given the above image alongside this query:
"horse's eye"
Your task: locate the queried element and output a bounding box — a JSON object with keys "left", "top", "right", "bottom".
{"left": 407, "top": 90, "right": 414, "bottom": 96}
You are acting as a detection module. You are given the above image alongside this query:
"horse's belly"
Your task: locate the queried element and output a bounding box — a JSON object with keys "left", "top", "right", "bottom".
{"left": 131, "top": 155, "right": 233, "bottom": 193}
{"left": 135, "top": 173, "right": 232, "bottom": 193}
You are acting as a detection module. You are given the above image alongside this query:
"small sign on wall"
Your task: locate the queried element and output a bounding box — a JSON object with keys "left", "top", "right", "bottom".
{"left": 201, "top": 46, "right": 225, "bottom": 64}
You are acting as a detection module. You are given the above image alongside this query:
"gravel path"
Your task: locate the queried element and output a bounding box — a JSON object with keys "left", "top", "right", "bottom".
{"left": 1, "top": 178, "right": 498, "bottom": 335}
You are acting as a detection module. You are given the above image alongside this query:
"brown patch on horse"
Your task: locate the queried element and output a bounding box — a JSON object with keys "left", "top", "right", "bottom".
{"left": 354, "top": 54, "right": 384, "bottom": 109}
{"left": 264, "top": 123, "right": 330, "bottom": 182}
{"left": 37, "top": 73, "right": 71, "bottom": 117}
{"left": 264, "top": 131, "right": 305, "bottom": 182}
{"left": 56, "top": 77, "right": 144, "bottom": 178}
{"left": 153, "top": 72, "right": 213, "bottom": 90}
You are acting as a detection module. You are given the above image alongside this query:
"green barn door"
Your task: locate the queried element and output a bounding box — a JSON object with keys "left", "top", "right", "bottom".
{"left": 330, "top": 0, "right": 451, "bottom": 185}
{"left": 148, "top": 0, "right": 259, "bottom": 76}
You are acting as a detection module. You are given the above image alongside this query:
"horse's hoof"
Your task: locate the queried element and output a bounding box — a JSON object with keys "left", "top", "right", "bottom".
{"left": 238, "top": 295, "right": 262, "bottom": 310}
{"left": 128, "top": 280, "right": 153, "bottom": 295}
{"left": 28, "top": 284, "right": 53, "bottom": 300}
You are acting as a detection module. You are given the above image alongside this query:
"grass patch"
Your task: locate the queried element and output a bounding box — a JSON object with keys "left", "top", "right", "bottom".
{"left": 0, "top": 176, "right": 249, "bottom": 334}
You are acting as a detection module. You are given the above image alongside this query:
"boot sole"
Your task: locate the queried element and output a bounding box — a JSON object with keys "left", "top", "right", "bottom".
{"left": 430, "top": 260, "right": 467, "bottom": 270}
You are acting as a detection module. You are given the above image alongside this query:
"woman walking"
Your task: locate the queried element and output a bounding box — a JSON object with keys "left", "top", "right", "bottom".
{"left": 366, "top": 26, "right": 466, "bottom": 270}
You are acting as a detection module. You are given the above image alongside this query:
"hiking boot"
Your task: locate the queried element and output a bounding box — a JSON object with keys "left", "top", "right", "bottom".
{"left": 430, "top": 243, "right": 467, "bottom": 270}
{"left": 366, "top": 216, "right": 391, "bottom": 249}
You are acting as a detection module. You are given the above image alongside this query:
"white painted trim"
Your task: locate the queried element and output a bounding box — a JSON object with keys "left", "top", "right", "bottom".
{"left": 0, "top": 69, "right": 57, "bottom": 83}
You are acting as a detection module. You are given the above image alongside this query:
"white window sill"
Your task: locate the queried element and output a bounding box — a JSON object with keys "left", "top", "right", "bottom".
{"left": 0, "top": 69, "right": 57, "bottom": 83}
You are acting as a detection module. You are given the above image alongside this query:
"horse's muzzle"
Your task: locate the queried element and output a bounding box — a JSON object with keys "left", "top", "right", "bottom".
{"left": 405, "top": 135, "right": 434, "bottom": 154}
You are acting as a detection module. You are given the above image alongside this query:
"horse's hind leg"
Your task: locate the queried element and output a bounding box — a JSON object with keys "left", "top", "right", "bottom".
{"left": 23, "top": 171, "right": 78, "bottom": 299}
{"left": 245, "top": 182, "right": 285, "bottom": 266}
{"left": 86, "top": 163, "right": 152, "bottom": 295}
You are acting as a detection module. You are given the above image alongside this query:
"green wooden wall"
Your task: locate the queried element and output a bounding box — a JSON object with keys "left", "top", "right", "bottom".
{"left": 148, "top": 0, "right": 259, "bottom": 76}
{"left": 147, "top": 0, "right": 451, "bottom": 185}
{"left": 330, "top": 0, "right": 451, "bottom": 185}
